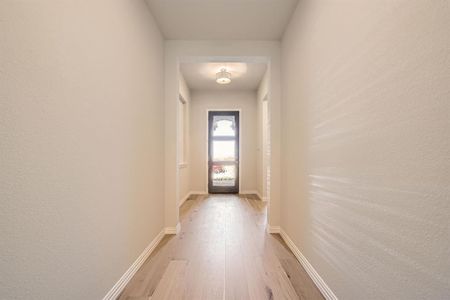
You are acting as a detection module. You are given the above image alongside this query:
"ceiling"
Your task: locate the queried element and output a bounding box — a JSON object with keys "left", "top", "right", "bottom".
{"left": 180, "top": 62, "right": 267, "bottom": 91}
{"left": 146, "top": 0, "right": 299, "bottom": 40}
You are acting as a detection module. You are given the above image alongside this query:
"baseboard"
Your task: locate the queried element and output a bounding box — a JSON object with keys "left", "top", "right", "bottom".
{"left": 179, "top": 191, "right": 211, "bottom": 208}
{"left": 178, "top": 192, "right": 191, "bottom": 208}
{"left": 189, "top": 190, "right": 208, "bottom": 195}
{"left": 103, "top": 229, "right": 165, "bottom": 300}
{"left": 256, "top": 192, "right": 263, "bottom": 201}
{"left": 240, "top": 190, "right": 259, "bottom": 195}
{"left": 242, "top": 190, "right": 265, "bottom": 202}
{"left": 279, "top": 229, "right": 338, "bottom": 300}
{"left": 266, "top": 225, "right": 281, "bottom": 233}
{"left": 165, "top": 222, "right": 181, "bottom": 235}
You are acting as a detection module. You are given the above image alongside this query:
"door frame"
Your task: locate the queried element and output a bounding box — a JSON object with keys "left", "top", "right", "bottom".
{"left": 206, "top": 109, "right": 242, "bottom": 194}
{"left": 168, "top": 51, "right": 278, "bottom": 233}
{"left": 261, "top": 94, "right": 270, "bottom": 202}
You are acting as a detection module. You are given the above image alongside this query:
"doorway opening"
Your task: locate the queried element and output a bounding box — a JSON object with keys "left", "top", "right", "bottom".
{"left": 174, "top": 56, "right": 275, "bottom": 229}
{"left": 208, "top": 110, "right": 240, "bottom": 193}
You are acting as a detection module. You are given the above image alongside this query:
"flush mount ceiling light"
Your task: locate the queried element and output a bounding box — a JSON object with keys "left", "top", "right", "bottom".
{"left": 216, "top": 68, "right": 231, "bottom": 84}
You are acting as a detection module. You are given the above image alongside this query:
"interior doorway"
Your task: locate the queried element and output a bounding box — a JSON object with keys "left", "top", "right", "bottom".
{"left": 208, "top": 111, "right": 240, "bottom": 193}
{"left": 174, "top": 56, "right": 276, "bottom": 230}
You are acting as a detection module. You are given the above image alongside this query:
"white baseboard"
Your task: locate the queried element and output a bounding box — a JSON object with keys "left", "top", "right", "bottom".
{"left": 179, "top": 191, "right": 210, "bottom": 208}
{"left": 103, "top": 229, "right": 165, "bottom": 300}
{"left": 266, "top": 225, "right": 281, "bottom": 233}
{"left": 279, "top": 229, "right": 338, "bottom": 300}
{"left": 179, "top": 192, "right": 191, "bottom": 208}
{"left": 239, "top": 190, "right": 261, "bottom": 198}
{"left": 189, "top": 190, "right": 208, "bottom": 195}
{"left": 165, "top": 222, "right": 181, "bottom": 235}
{"left": 256, "top": 192, "right": 263, "bottom": 201}
{"left": 179, "top": 190, "right": 210, "bottom": 206}
{"left": 241, "top": 190, "right": 265, "bottom": 201}
{"left": 240, "top": 190, "right": 257, "bottom": 194}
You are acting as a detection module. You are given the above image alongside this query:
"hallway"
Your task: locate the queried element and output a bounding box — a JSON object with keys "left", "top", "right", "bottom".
{"left": 2, "top": 1, "right": 449, "bottom": 299}
{"left": 119, "top": 195, "right": 323, "bottom": 300}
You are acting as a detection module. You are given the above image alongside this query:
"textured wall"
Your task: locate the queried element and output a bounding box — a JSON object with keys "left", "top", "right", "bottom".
{"left": 189, "top": 90, "right": 258, "bottom": 193}
{"left": 0, "top": 1, "right": 165, "bottom": 299}
{"left": 281, "top": 0, "right": 450, "bottom": 299}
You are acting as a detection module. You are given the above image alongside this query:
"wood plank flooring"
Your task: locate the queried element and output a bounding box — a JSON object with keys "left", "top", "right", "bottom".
{"left": 118, "top": 194, "right": 324, "bottom": 300}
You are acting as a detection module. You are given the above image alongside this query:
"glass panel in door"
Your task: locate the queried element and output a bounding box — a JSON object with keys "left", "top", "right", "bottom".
{"left": 208, "top": 111, "right": 239, "bottom": 193}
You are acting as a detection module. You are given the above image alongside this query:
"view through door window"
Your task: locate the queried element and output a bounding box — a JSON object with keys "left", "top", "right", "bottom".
{"left": 208, "top": 111, "right": 239, "bottom": 193}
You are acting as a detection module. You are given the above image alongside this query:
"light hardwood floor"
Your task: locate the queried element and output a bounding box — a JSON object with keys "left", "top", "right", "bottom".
{"left": 118, "top": 194, "right": 324, "bottom": 300}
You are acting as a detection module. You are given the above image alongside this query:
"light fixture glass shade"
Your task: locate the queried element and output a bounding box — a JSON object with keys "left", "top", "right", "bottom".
{"left": 216, "top": 68, "right": 231, "bottom": 84}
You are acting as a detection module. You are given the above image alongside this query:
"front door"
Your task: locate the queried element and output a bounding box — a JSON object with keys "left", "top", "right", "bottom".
{"left": 208, "top": 111, "right": 239, "bottom": 193}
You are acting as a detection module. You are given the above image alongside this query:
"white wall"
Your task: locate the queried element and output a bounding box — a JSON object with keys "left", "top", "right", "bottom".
{"left": 256, "top": 70, "right": 270, "bottom": 200}
{"left": 0, "top": 1, "right": 165, "bottom": 299}
{"left": 178, "top": 73, "right": 191, "bottom": 205}
{"left": 189, "top": 90, "right": 258, "bottom": 193}
{"left": 165, "top": 41, "right": 282, "bottom": 229}
{"left": 281, "top": 0, "right": 450, "bottom": 299}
